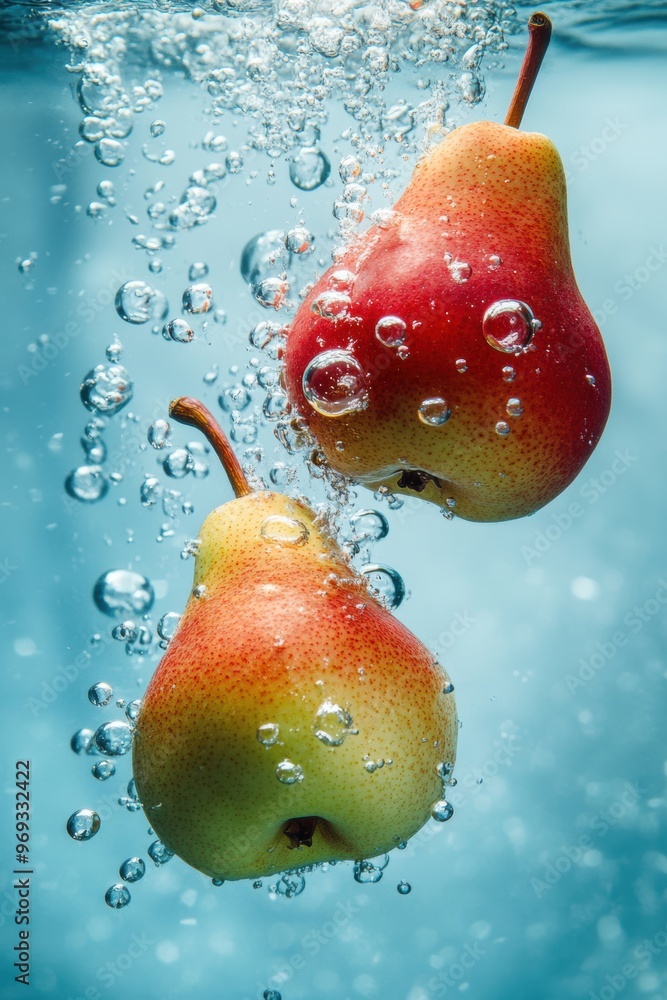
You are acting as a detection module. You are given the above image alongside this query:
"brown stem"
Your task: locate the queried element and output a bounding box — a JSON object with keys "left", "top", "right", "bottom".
{"left": 169, "top": 396, "right": 252, "bottom": 499}
{"left": 504, "top": 12, "right": 552, "bottom": 129}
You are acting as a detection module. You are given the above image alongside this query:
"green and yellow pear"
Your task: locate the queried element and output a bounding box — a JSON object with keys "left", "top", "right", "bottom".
{"left": 133, "top": 398, "right": 457, "bottom": 881}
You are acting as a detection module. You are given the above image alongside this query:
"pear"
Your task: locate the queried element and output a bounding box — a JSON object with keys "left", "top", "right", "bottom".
{"left": 132, "top": 398, "right": 457, "bottom": 881}
{"left": 283, "top": 13, "right": 612, "bottom": 522}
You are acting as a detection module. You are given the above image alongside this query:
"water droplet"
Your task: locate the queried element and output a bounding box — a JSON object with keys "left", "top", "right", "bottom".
{"left": 310, "top": 290, "right": 351, "bottom": 320}
{"left": 88, "top": 681, "right": 113, "bottom": 706}
{"left": 65, "top": 465, "right": 109, "bottom": 503}
{"left": 418, "top": 398, "right": 451, "bottom": 426}
{"left": 95, "top": 138, "right": 125, "bottom": 167}
{"left": 157, "top": 612, "right": 181, "bottom": 643}
{"left": 212, "top": 877, "right": 225, "bottom": 887}
{"left": 375, "top": 316, "right": 407, "bottom": 348}
{"left": 275, "top": 760, "right": 304, "bottom": 784}
{"left": 290, "top": 147, "right": 331, "bottom": 191}
{"left": 115, "top": 280, "right": 168, "bottom": 324}
{"left": 506, "top": 397, "right": 523, "bottom": 417}
{"left": 80, "top": 364, "right": 133, "bottom": 416}
{"left": 182, "top": 283, "right": 213, "bottom": 314}
{"left": 314, "top": 700, "right": 356, "bottom": 746}
{"left": 163, "top": 448, "right": 194, "bottom": 478}
{"left": 442, "top": 680, "right": 455, "bottom": 695}
{"left": 502, "top": 365, "right": 516, "bottom": 383}
{"left": 120, "top": 857, "right": 146, "bottom": 882}
{"left": 446, "top": 258, "right": 471, "bottom": 283}
{"left": 67, "top": 808, "right": 101, "bottom": 841}
{"left": 455, "top": 358, "right": 468, "bottom": 373}
{"left": 397, "top": 881, "right": 412, "bottom": 895}
{"left": 162, "top": 318, "right": 194, "bottom": 343}
{"left": 350, "top": 508, "right": 389, "bottom": 542}
{"left": 431, "top": 799, "right": 454, "bottom": 822}
{"left": 495, "top": 420, "right": 511, "bottom": 437}
{"left": 285, "top": 227, "right": 313, "bottom": 254}
{"left": 92, "top": 760, "right": 115, "bottom": 781}
{"left": 148, "top": 839, "right": 174, "bottom": 866}
{"left": 93, "top": 570, "right": 154, "bottom": 617}
{"left": 148, "top": 419, "right": 171, "bottom": 449}
{"left": 105, "top": 884, "right": 131, "bottom": 909}
{"left": 260, "top": 516, "right": 309, "bottom": 546}
{"left": 361, "top": 564, "right": 406, "bottom": 610}
{"left": 257, "top": 723, "right": 280, "bottom": 746}
{"left": 93, "top": 721, "right": 133, "bottom": 756}
{"left": 483, "top": 300, "right": 540, "bottom": 354}
{"left": 353, "top": 859, "right": 385, "bottom": 884}
{"left": 586, "top": 373, "right": 596, "bottom": 386}
{"left": 302, "top": 350, "right": 368, "bottom": 417}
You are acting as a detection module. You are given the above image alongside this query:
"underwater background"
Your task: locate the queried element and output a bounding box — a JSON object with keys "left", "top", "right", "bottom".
{"left": 1, "top": 1, "right": 667, "bottom": 997}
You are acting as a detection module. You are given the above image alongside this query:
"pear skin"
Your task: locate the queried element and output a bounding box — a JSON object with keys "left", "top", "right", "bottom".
{"left": 132, "top": 400, "right": 457, "bottom": 881}
{"left": 283, "top": 15, "right": 611, "bottom": 522}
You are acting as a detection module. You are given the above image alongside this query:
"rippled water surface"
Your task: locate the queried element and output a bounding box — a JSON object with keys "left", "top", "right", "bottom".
{"left": 1, "top": 1, "right": 667, "bottom": 998}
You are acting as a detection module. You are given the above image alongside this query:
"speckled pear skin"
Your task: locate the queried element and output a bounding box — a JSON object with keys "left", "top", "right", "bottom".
{"left": 132, "top": 491, "right": 457, "bottom": 881}
{"left": 284, "top": 121, "right": 612, "bottom": 522}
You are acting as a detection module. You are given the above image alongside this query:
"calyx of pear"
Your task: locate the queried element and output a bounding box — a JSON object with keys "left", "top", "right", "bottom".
{"left": 284, "top": 13, "right": 612, "bottom": 522}
{"left": 132, "top": 397, "right": 457, "bottom": 882}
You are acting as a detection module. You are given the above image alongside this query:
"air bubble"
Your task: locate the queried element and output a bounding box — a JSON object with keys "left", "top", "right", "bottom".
{"left": 431, "top": 799, "right": 454, "bottom": 822}
{"left": 261, "top": 516, "right": 309, "bottom": 546}
{"left": 314, "top": 700, "right": 356, "bottom": 746}
{"left": 502, "top": 366, "right": 516, "bottom": 383}
{"left": 163, "top": 318, "right": 194, "bottom": 343}
{"left": 506, "top": 398, "right": 523, "bottom": 417}
{"left": 350, "top": 509, "right": 389, "bottom": 542}
{"left": 290, "top": 148, "right": 331, "bottom": 191}
{"left": 148, "top": 840, "right": 174, "bottom": 866}
{"left": 93, "top": 570, "right": 154, "bottom": 617}
{"left": 257, "top": 723, "right": 280, "bottom": 746}
{"left": 67, "top": 808, "right": 101, "bottom": 841}
{"left": 120, "top": 857, "right": 146, "bottom": 882}
{"left": 302, "top": 350, "right": 368, "bottom": 417}
{"left": 163, "top": 448, "right": 194, "bottom": 478}
{"left": 285, "top": 227, "right": 313, "bottom": 254}
{"left": 446, "top": 258, "right": 471, "bottom": 283}
{"left": 157, "top": 612, "right": 181, "bottom": 643}
{"left": 455, "top": 358, "right": 468, "bottom": 373}
{"left": 183, "top": 283, "right": 213, "bottom": 314}
{"left": 115, "top": 280, "right": 168, "bottom": 325}
{"left": 140, "top": 475, "right": 162, "bottom": 507}
{"left": 88, "top": 681, "right": 113, "bottom": 706}
{"left": 92, "top": 760, "right": 115, "bottom": 781}
{"left": 95, "top": 138, "right": 125, "bottom": 167}
{"left": 353, "top": 858, "right": 386, "bottom": 884}
{"left": 418, "top": 398, "right": 450, "bottom": 426}
{"left": 80, "top": 364, "right": 133, "bottom": 416}
{"left": 311, "top": 291, "right": 351, "bottom": 321}
{"left": 483, "top": 300, "right": 541, "bottom": 354}
{"left": 495, "top": 420, "right": 511, "bottom": 437}
{"left": 361, "top": 564, "right": 406, "bottom": 610}
{"left": 105, "top": 884, "right": 131, "bottom": 909}
{"left": 275, "top": 760, "right": 304, "bottom": 784}
{"left": 375, "top": 316, "right": 407, "bottom": 348}
{"left": 254, "top": 277, "right": 289, "bottom": 310}
{"left": 148, "top": 419, "right": 170, "bottom": 449}
{"left": 93, "top": 721, "right": 133, "bottom": 756}
{"left": 65, "top": 465, "right": 109, "bottom": 503}
{"left": 397, "top": 881, "right": 412, "bottom": 895}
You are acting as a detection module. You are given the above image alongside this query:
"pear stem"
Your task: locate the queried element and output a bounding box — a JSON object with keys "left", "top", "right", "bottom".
{"left": 168, "top": 396, "right": 253, "bottom": 499}
{"left": 504, "top": 12, "right": 552, "bottom": 129}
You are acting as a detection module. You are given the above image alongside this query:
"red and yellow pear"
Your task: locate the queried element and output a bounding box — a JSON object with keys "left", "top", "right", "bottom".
{"left": 283, "top": 13, "right": 611, "bottom": 522}
{"left": 133, "top": 398, "right": 457, "bottom": 881}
